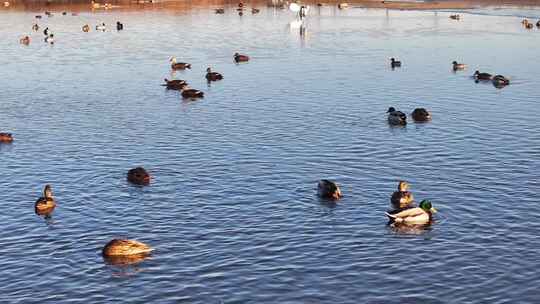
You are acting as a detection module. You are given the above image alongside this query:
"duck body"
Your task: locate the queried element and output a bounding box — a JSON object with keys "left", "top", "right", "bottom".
{"left": 0, "top": 132, "right": 13, "bottom": 143}
{"left": 205, "top": 68, "right": 223, "bottom": 81}
{"left": 163, "top": 78, "right": 188, "bottom": 90}
{"left": 492, "top": 75, "right": 510, "bottom": 86}
{"left": 452, "top": 61, "right": 466, "bottom": 71}
{"left": 537, "top": 20, "right": 540, "bottom": 27}
{"left": 411, "top": 108, "right": 431, "bottom": 122}
{"left": 181, "top": 88, "right": 204, "bottom": 98}
{"left": 234, "top": 53, "right": 250, "bottom": 63}
{"left": 387, "top": 107, "right": 407, "bottom": 126}
{"left": 102, "top": 239, "right": 152, "bottom": 257}
{"left": 20, "top": 36, "right": 31, "bottom": 45}
{"left": 35, "top": 185, "right": 56, "bottom": 215}
{"left": 386, "top": 200, "right": 436, "bottom": 226}
{"left": 317, "top": 179, "right": 342, "bottom": 200}
{"left": 170, "top": 57, "right": 191, "bottom": 70}
{"left": 474, "top": 70, "right": 492, "bottom": 80}
{"left": 127, "top": 167, "right": 150, "bottom": 185}
{"left": 526, "top": 23, "right": 534, "bottom": 29}
{"left": 390, "top": 58, "right": 401, "bottom": 68}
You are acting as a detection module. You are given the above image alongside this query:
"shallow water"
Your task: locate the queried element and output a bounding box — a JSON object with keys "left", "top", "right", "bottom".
{"left": 1, "top": 4, "right": 540, "bottom": 303}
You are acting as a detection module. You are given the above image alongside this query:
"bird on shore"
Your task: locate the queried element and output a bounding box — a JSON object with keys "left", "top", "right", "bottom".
{"left": 387, "top": 107, "right": 407, "bottom": 126}
{"left": 205, "top": 67, "right": 223, "bottom": 81}
{"left": 338, "top": 3, "right": 348, "bottom": 9}
{"left": 170, "top": 57, "right": 191, "bottom": 70}
{"left": 234, "top": 52, "right": 250, "bottom": 63}
{"left": 411, "top": 108, "right": 431, "bottom": 122}
{"left": 181, "top": 87, "right": 204, "bottom": 98}
{"left": 318, "top": 179, "right": 343, "bottom": 200}
{"left": 390, "top": 58, "right": 401, "bottom": 68}
{"left": 35, "top": 185, "right": 56, "bottom": 215}
{"left": 386, "top": 200, "right": 437, "bottom": 226}
{"left": 474, "top": 70, "right": 492, "bottom": 80}
{"left": 452, "top": 61, "right": 466, "bottom": 71}
{"left": 391, "top": 181, "right": 414, "bottom": 210}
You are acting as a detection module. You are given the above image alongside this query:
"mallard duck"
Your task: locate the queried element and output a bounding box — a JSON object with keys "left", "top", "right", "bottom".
{"left": 82, "top": 24, "right": 90, "bottom": 32}
{"left": 102, "top": 239, "right": 152, "bottom": 257}
{"left": 32, "top": 23, "right": 39, "bottom": 31}
{"left": 205, "top": 67, "right": 223, "bottom": 81}
{"left": 338, "top": 3, "right": 348, "bottom": 9}
{"left": 127, "top": 167, "right": 150, "bottom": 185}
{"left": 492, "top": 75, "right": 510, "bottom": 86}
{"left": 252, "top": 8, "right": 260, "bottom": 14}
{"left": 390, "top": 58, "right": 401, "bottom": 68}
{"left": 116, "top": 21, "right": 123, "bottom": 30}
{"left": 170, "top": 57, "right": 191, "bottom": 70}
{"left": 19, "top": 36, "right": 30, "bottom": 45}
{"left": 390, "top": 181, "right": 415, "bottom": 209}
{"left": 452, "top": 61, "right": 466, "bottom": 71}
{"left": 387, "top": 107, "right": 407, "bottom": 126}
{"left": 474, "top": 70, "right": 492, "bottom": 80}
{"left": 0, "top": 132, "right": 13, "bottom": 143}
{"left": 35, "top": 185, "right": 56, "bottom": 215}
{"left": 317, "top": 179, "right": 342, "bottom": 200}
{"left": 181, "top": 87, "right": 204, "bottom": 98}
{"left": 234, "top": 52, "right": 250, "bottom": 63}
{"left": 386, "top": 200, "right": 436, "bottom": 225}
{"left": 411, "top": 108, "right": 431, "bottom": 122}
{"left": 96, "top": 23, "right": 106, "bottom": 31}
{"left": 215, "top": 8, "right": 225, "bottom": 14}
{"left": 162, "top": 78, "right": 188, "bottom": 90}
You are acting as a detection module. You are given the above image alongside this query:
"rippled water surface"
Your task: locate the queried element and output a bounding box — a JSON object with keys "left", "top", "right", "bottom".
{"left": 1, "top": 4, "right": 540, "bottom": 303}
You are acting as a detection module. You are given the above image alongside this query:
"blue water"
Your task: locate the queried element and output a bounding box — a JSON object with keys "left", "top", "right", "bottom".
{"left": 1, "top": 4, "right": 540, "bottom": 303}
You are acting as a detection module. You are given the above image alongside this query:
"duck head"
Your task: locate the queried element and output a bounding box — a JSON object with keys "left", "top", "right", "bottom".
{"left": 206, "top": 67, "right": 212, "bottom": 73}
{"left": 43, "top": 184, "right": 53, "bottom": 199}
{"left": 318, "top": 179, "right": 342, "bottom": 200}
{"left": 170, "top": 57, "right": 177, "bottom": 63}
{"left": 387, "top": 107, "right": 396, "bottom": 113}
{"left": 419, "top": 200, "right": 437, "bottom": 214}
{"left": 474, "top": 70, "right": 480, "bottom": 75}
{"left": 452, "top": 61, "right": 458, "bottom": 65}
{"left": 397, "top": 181, "right": 409, "bottom": 192}
{"left": 390, "top": 58, "right": 396, "bottom": 62}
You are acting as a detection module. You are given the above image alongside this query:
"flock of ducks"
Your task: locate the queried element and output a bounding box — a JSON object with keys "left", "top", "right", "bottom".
{"left": 521, "top": 18, "right": 540, "bottom": 29}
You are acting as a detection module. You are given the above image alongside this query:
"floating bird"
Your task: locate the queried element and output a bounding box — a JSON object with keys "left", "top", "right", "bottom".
{"left": 252, "top": 8, "right": 260, "bottom": 14}
{"left": 82, "top": 24, "right": 90, "bottom": 32}
{"left": 32, "top": 23, "right": 39, "bottom": 31}
{"left": 390, "top": 58, "right": 401, "bottom": 68}
{"left": 387, "top": 107, "right": 407, "bottom": 126}
{"left": 492, "top": 75, "right": 510, "bottom": 87}
{"left": 234, "top": 52, "right": 249, "bottom": 63}
{"left": 102, "top": 239, "right": 152, "bottom": 257}
{"left": 127, "top": 167, "right": 151, "bottom": 185}
{"left": 116, "top": 21, "right": 123, "bottom": 30}
{"left": 45, "top": 34, "right": 54, "bottom": 44}
{"left": 19, "top": 36, "right": 30, "bottom": 45}
{"left": 205, "top": 67, "right": 223, "bottom": 81}
{"left": 96, "top": 23, "right": 106, "bottom": 31}
{"left": 474, "top": 70, "right": 492, "bottom": 80}
{"left": 386, "top": 200, "right": 437, "bottom": 225}
{"left": 0, "top": 132, "right": 13, "bottom": 143}
{"left": 390, "top": 181, "right": 414, "bottom": 210}
{"left": 449, "top": 14, "right": 461, "bottom": 20}
{"left": 35, "top": 15, "right": 42, "bottom": 19}
{"left": 411, "top": 108, "right": 431, "bottom": 122}
{"left": 452, "top": 61, "right": 466, "bottom": 71}
{"left": 181, "top": 87, "right": 204, "bottom": 98}
{"left": 162, "top": 78, "right": 188, "bottom": 90}
{"left": 537, "top": 20, "right": 540, "bottom": 27}
{"left": 35, "top": 185, "right": 56, "bottom": 215}
{"left": 43, "top": 27, "right": 49, "bottom": 36}
{"left": 525, "top": 23, "right": 533, "bottom": 29}
{"left": 170, "top": 57, "right": 191, "bottom": 70}
{"left": 317, "top": 179, "right": 342, "bottom": 200}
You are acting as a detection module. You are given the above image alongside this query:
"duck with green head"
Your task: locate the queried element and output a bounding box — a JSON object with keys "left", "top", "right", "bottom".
{"left": 386, "top": 200, "right": 436, "bottom": 225}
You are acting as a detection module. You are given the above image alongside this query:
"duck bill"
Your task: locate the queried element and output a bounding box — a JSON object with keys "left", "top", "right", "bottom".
{"left": 430, "top": 207, "right": 437, "bottom": 213}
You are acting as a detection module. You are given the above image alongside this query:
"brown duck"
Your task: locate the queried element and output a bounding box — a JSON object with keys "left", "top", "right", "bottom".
{"left": 205, "top": 67, "right": 223, "bottom": 81}
{"left": 127, "top": 167, "right": 151, "bottom": 185}
{"left": 181, "top": 87, "right": 204, "bottom": 98}
{"left": 0, "top": 132, "right": 13, "bottom": 143}
{"left": 390, "top": 181, "right": 414, "bottom": 210}
{"left": 234, "top": 52, "right": 250, "bottom": 63}
{"left": 35, "top": 185, "right": 56, "bottom": 215}
{"left": 162, "top": 78, "right": 188, "bottom": 90}
{"left": 170, "top": 57, "right": 191, "bottom": 70}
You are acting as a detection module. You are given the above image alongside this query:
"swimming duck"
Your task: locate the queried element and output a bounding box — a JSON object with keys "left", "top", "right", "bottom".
{"left": 386, "top": 200, "right": 436, "bottom": 225}
{"left": 35, "top": 15, "right": 42, "bottom": 19}
{"left": 252, "top": 8, "right": 260, "bottom": 14}
{"left": 116, "top": 21, "right": 123, "bottom": 30}
{"left": 390, "top": 58, "right": 401, "bottom": 68}
{"left": 338, "top": 3, "right": 348, "bottom": 9}
{"left": 390, "top": 181, "right": 415, "bottom": 210}
{"left": 452, "top": 61, "right": 466, "bottom": 71}
{"left": 102, "top": 239, "right": 152, "bottom": 257}
{"left": 234, "top": 52, "right": 250, "bottom": 63}
{"left": 387, "top": 107, "right": 407, "bottom": 126}
{"left": 96, "top": 23, "right": 106, "bottom": 31}
{"left": 492, "top": 75, "right": 510, "bottom": 86}
{"left": 45, "top": 34, "right": 54, "bottom": 44}
{"left": 317, "top": 179, "right": 342, "bottom": 200}
{"left": 0, "top": 132, "right": 13, "bottom": 143}
{"left": 19, "top": 36, "right": 31, "bottom": 45}
{"left": 181, "top": 87, "right": 205, "bottom": 99}
{"left": 238, "top": 11, "right": 243, "bottom": 16}
{"left": 205, "top": 67, "right": 223, "bottom": 81}
{"left": 43, "top": 27, "right": 49, "bottom": 36}
{"left": 526, "top": 23, "right": 534, "bottom": 29}
{"left": 215, "top": 8, "right": 225, "bottom": 14}
{"left": 127, "top": 167, "right": 150, "bottom": 185}
{"left": 162, "top": 78, "right": 188, "bottom": 90}
{"left": 411, "top": 108, "right": 431, "bottom": 122}
{"left": 474, "top": 70, "right": 492, "bottom": 80}
{"left": 32, "top": 23, "right": 39, "bottom": 31}
{"left": 449, "top": 14, "right": 460, "bottom": 20}
{"left": 170, "top": 57, "right": 191, "bottom": 70}
{"left": 35, "top": 185, "right": 56, "bottom": 215}
{"left": 82, "top": 24, "right": 90, "bottom": 32}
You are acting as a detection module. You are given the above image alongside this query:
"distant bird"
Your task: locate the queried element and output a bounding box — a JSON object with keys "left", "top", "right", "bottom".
{"left": 45, "top": 34, "right": 54, "bottom": 44}
{"left": 474, "top": 70, "right": 492, "bottom": 80}
{"left": 411, "top": 108, "right": 431, "bottom": 122}
{"left": 215, "top": 8, "right": 225, "bottom": 14}
{"left": 338, "top": 3, "right": 348, "bottom": 9}
{"left": 116, "top": 21, "right": 123, "bottom": 30}
{"left": 170, "top": 57, "right": 191, "bottom": 70}
{"left": 252, "top": 8, "right": 260, "bottom": 14}
{"left": 317, "top": 179, "right": 342, "bottom": 200}
{"left": 234, "top": 52, "right": 250, "bottom": 63}
{"left": 449, "top": 14, "right": 461, "bottom": 20}
{"left": 35, "top": 185, "right": 56, "bottom": 215}
{"left": 387, "top": 107, "right": 407, "bottom": 126}
{"left": 127, "top": 167, "right": 151, "bottom": 185}
{"left": 452, "top": 61, "right": 466, "bottom": 71}
{"left": 492, "top": 75, "right": 510, "bottom": 87}
{"left": 102, "top": 239, "right": 152, "bottom": 257}
{"left": 43, "top": 27, "right": 49, "bottom": 36}
{"left": 0, "top": 132, "right": 13, "bottom": 143}
{"left": 82, "top": 24, "right": 90, "bottom": 32}
{"left": 45, "top": 11, "right": 53, "bottom": 17}
{"left": 162, "top": 78, "right": 188, "bottom": 90}
{"left": 205, "top": 67, "right": 223, "bottom": 81}
{"left": 386, "top": 200, "right": 437, "bottom": 225}
{"left": 181, "top": 87, "right": 204, "bottom": 99}
{"left": 390, "top": 58, "right": 401, "bottom": 68}
{"left": 96, "top": 23, "right": 106, "bottom": 31}
{"left": 32, "top": 23, "right": 39, "bottom": 31}
{"left": 522, "top": 19, "right": 529, "bottom": 25}
{"left": 35, "top": 15, "right": 42, "bottom": 19}
{"left": 19, "top": 36, "right": 30, "bottom": 45}
{"left": 525, "top": 23, "right": 533, "bottom": 29}
{"left": 62, "top": 11, "right": 67, "bottom": 15}
{"left": 391, "top": 181, "right": 414, "bottom": 210}
{"left": 537, "top": 20, "right": 540, "bottom": 27}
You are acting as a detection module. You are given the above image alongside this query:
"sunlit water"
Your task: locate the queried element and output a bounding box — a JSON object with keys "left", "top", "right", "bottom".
{"left": 1, "top": 4, "right": 540, "bottom": 303}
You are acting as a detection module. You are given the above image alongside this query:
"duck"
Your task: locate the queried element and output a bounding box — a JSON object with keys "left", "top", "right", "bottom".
{"left": 390, "top": 58, "right": 401, "bottom": 68}
{"left": 317, "top": 179, "right": 343, "bottom": 200}
{"left": 170, "top": 57, "right": 191, "bottom": 70}
{"left": 162, "top": 78, "right": 188, "bottom": 90}
{"left": 338, "top": 3, "right": 348, "bottom": 9}
{"left": 44, "top": 34, "right": 54, "bottom": 44}
{"left": 411, "top": 108, "right": 431, "bottom": 122}
{"left": 102, "top": 239, "right": 152, "bottom": 257}
{"left": 32, "top": 23, "right": 39, "bottom": 31}
{"left": 215, "top": 8, "right": 225, "bottom": 14}
{"left": 526, "top": 23, "right": 534, "bottom": 29}
{"left": 0, "top": 132, "right": 13, "bottom": 143}
{"left": 390, "top": 181, "right": 415, "bottom": 210}
{"left": 205, "top": 67, "right": 223, "bottom": 81}
{"left": 96, "top": 23, "right": 106, "bottom": 31}
{"left": 386, "top": 200, "right": 437, "bottom": 225}
{"left": 252, "top": 8, "right": 260, "bottom": 14}
{"left": 35, "top": 185, "right": 56, "bottom": 215}
{"left": 116, "top": 21, "right": 123, "bottom": 30}
{"left": 127, "top": 167, "right": 151, "bottom": 185}
{"left": 234, "top": 52, "right": 250, "bottom": 63}
{"left": 35, "top": 15, "right": 42, "bottom": 19}
{"left": 449, "top": 14, "right": 461, "bottom": 20}
{"left": 537, "top": 20, "right": 540, "bottom": 27}
{"left": 181, "top": 87, "right": 204, "bottom": 99}
{"left": 387, "top": 107, "right": 407, "bottom": 126}
{"left": 452, "top": 61, "right": 466, "bottom": 71}
{"left": 45, "top": 11, "right": 53, "bottom": 17}
{"left": 43, "top": 27, "right": 49, "bottom": 36}
{"left": 82, "top": 24, "right": 90, "bottom": 32}
{"left": 474, "top": 70, "right": 492, "bottom": 80}
{"left": 492, "top": 75, "right": 510, "bottom": 86}
{"left": 19, "top": 36, "right": 31, "bottom": 45}
{"left": 62, "top": 11, "right": 67, "bottom": 15}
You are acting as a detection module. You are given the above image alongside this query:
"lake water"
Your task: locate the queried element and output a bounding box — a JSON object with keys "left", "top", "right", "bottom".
{"left": 1, "top": 3, "right": 540, "bottom": 303}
